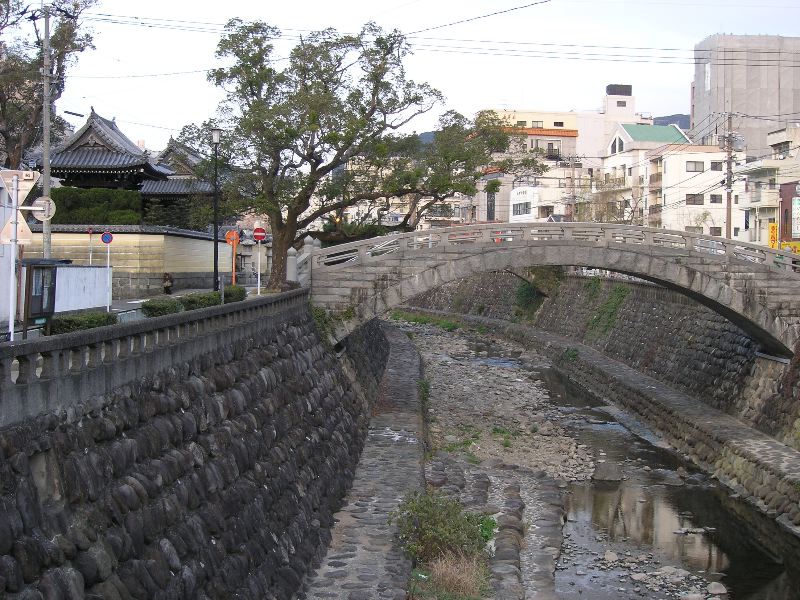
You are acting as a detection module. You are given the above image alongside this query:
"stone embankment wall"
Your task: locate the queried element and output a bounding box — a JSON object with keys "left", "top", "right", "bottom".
{"left": 409, "top": 273, "right": 800, "bottom": 449}
{"left": 0, "top": 293, "right": 389, "bottom": 599}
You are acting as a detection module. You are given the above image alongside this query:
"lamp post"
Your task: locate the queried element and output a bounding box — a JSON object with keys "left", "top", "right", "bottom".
{"left": 211, "top": 127, "right": 221, "bottom": 291}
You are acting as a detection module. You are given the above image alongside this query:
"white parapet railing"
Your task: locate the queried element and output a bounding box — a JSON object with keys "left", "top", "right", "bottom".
{"left": 308, "top": 222, "right": 800, "bottom": 275}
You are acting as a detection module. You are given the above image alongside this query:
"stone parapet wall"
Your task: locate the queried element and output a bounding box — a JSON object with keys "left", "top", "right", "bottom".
{"left": 0, "top": 293, "right": 390, "bottom": 599}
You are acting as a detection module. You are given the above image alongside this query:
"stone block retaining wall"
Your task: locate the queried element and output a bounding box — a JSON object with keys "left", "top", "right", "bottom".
{"left": 0, "top": 294, "right": 389, "bottom": 599}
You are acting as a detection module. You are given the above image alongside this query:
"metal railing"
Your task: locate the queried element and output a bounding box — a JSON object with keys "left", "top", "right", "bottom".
{"left": 310, "top": 222, "right": 800, "bottom": 275}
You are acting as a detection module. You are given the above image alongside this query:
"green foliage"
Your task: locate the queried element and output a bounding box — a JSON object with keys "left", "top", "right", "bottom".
{"left": 584, "top": 277, "right": 602, "bottom": 301}
{"left": 311, "top": 305, "right": 332, "bottom": 336}
{"left": 587, "top": 284, "right": 630, "bottom": 336}
{"left": 51, "top": 187, "right": 142, "bottom": 225}
{"left": 223, "top": 285, "right": 246, "bottom": 303}
{"left": 389, "top": 491, "right": 491, "bottom": 563}
{"left": 141, "top": 298, "right": 183, "bottom": 318}
{"left": 484, "top": 178, "right": 501, "bottom": 194}
{"left": 418, "top": 379, "right": 431, "bottom": 406}
{"left": 391, "top": 310, "right": 461, "bottom": 332}
{"left": 47, "top": 311, "right": 117, "bottom": 335}
{"left": 563, "top": 347, "right": 579, "bottom": 361}
{"left": 339, "top": 306, "right": 356, "bottom": 320}
{"left": 179, "top": 291, "right": 221, "bottom": 311}
{"left": 515, "top": 280, "right": 542, "bottom": 319}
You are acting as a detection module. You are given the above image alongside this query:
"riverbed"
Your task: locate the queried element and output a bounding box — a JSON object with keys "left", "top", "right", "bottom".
{"left": 397, "top": 318, "right": 800, "bottom": 600}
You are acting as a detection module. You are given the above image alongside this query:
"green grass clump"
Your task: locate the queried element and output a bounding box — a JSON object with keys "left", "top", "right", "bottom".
{"left": 389, "top": 491, "right": 492, "bottom": 564}
{"left": 392, "top": 310, "right": 461, "bottom": 332}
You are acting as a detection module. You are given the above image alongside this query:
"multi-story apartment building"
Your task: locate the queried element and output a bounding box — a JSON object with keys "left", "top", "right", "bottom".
{"left": 646, "top": 146, "right": 733, "bottom": 235}
{"left": 462, "top": 126, "right": 586, "bottom": 223}
{"left": 735, "top": 125, "right": 800, "bottom": 245}
{"left": 691, "top": 34, "right": 800, "bottom": 159}
{"left": 593, "top": 123, "right": 691, "bottom": 224}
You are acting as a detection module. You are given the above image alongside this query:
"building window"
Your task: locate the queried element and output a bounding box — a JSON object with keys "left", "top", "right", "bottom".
{"left": 685, "top": 226, "right": 703, "bottom": 233}
{"left": 769, "top": 178, "right": 776, "bottom": 190}
{"left": 611, "top": 139, "right": 617, "bottom": 154}
{"left": 686, "top": 161, "right": 704, "bottom": 172}
{"left": 531, "top": 120, "right": 543, "bottom": 128}
{"left": 512, "top": 202, "right": 531, "bottom": 216}
{"left": 553, "top": 121, "right": 564, "bottom": 127}
{"left": 516, "top": 120, "right": 527, "bottom": 127}
{"left": 711, "top": 161, "right": 723, "bottom": 171}
{"left": 734, "top": 194, "right": 739, "bottom": 204}
{"left": 618, "top": 139, "right": 624, "bottom": 152}
{"left": 710, "top": 194, "right": 722, "bottom": 204}
{"left": 709, "top": 226, "right": 722, "bottom": 236}
{"left": 617, "top": 100, "right": 627, "bottom": 107}
{"left": 627, "top": 167, "right": 632, "bottom": 176}
{"left": 686, "top": 194, "right": 704, "bottom": 205}
{"left": 487, "top": 192, "right": 496, "bottom": 221}
{"left": 734, "top": 227, "right": 740, "bottom": 236}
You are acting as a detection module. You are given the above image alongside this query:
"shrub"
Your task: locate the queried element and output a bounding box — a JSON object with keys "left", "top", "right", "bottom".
{"left": 223, "top": 284, "right": 247, "bottom": 303}
{"left": 179, "top": 291, "right": 221, "bottom": 311}
{"left": 424, "top": 554, "right": 489, "bottom": 599}
{"left": 47, "top": 311, "right": 118, "bottom": 335}
{"left": 389, "top": 490, "right": 489, "bottom": 563}
{"left": 141, "top": 298, "right": 183, "bottom": 318}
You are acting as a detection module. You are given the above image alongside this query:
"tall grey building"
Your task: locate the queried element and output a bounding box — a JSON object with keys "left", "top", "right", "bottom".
{"left": 691, "top": 34, "right": 800, "bottom": 158}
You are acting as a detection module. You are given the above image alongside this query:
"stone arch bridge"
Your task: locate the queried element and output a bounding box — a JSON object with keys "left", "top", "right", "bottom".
{"left": 302, "top": 223, "right": 800, "bottom": 357}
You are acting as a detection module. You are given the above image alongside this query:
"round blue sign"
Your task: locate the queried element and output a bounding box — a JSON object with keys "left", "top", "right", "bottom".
{"left": 101, "top": 231, "right": 113, "bottom": 244}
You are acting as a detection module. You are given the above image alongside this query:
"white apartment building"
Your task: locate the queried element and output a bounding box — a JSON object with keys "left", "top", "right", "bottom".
{"left": 646, "top": 147, "right": 734, "bottom": 236}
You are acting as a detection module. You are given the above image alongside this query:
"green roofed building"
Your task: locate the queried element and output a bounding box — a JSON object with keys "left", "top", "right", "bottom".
{"left": 619, "top": 123, "right": 690, "bottom": 145}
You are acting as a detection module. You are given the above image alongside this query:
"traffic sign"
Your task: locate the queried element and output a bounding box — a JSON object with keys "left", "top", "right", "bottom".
{"left": 253, "top": 227, "right": 267, "bottom": 242}
{"left": 225, "top": 230, "right": 239, "bottom": 245}
{"left": 0, "top": 211, "right": 32, "bottom": 245}
{"left": 101, "top": 231, "right": 113, "bottom": 244}
{"left": 0, "top": 170, "right": 40, "bottom": 204}
{"left": 31, "top": 196, "right": 57, "bottom": 221}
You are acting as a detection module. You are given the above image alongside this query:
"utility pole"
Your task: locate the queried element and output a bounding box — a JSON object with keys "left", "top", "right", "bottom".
{"left": 725, "top": 112, "right": 733, "bottom": 239}
{"left": 41, "top": 3, "right": 52, "bottom": 258}
{"left": 569, "top": 155, "right": 576, "bottom": 222}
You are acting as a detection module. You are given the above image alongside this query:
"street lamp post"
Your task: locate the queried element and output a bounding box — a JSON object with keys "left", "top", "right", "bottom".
{"left": 211, "top": 127, "right": 221, "bottom": 291}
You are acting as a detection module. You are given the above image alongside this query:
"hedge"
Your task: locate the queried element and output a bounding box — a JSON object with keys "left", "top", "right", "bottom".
{"left": 178, "top": 291, "right": 221, "bottom": 311}
{"left": 223, "top": 285, "right": 247, "bottom": 303}
{"left": 47, "top": 311, "right": 118, "bottom": 335}
{"left": 141, "top": 298, "right": 183, "bottom": 318}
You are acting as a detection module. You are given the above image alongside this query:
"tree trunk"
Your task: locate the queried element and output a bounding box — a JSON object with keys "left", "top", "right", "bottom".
{"left": 267, "top": 224, "right": 293, "bottom": 290}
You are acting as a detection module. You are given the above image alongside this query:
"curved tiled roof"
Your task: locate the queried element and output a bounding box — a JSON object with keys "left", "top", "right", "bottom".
{"left": 141, "top": 178, "right": 213, "bottom": 196}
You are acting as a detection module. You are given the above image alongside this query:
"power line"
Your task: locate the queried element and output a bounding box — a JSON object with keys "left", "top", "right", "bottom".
{"left": 407, "top": 1, "right": 554, "bottom": 35}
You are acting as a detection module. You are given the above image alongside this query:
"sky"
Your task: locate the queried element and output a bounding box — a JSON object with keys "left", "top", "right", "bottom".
{"left": 39, "top": 0, "right": 800, "bottom": 152}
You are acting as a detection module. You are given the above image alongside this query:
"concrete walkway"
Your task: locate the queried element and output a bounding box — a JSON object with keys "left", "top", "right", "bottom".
{"left": 298, "top": 324, "right": 424, "bottom": 600}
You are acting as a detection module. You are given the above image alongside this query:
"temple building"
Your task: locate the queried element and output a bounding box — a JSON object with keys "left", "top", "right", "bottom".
{"left": 44, "top": 108, "right": 170, "bottom": 189}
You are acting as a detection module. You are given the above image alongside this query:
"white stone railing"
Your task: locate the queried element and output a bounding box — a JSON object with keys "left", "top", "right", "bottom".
{"left": 311, "top": 223, "right": 800, "bottom": 275}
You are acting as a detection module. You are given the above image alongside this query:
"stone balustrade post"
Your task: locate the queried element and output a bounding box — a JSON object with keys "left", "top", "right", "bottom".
{"left": 287, "top": 247, "right": 298, "bottom": 281}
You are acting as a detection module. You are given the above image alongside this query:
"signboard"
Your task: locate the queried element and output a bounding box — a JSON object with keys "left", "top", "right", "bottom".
{"left": 31, "top": 197, "right": 56, "bottom": 221}
{"left": 768, "top": 222, "right": 778, "bottom": 249}
{"left": 101, "top": 231, "right": 113, "bottom": 244}
{"left": 781, "top": 241, "right": 800, "bottom": 254}
{"left": 793, "top": 197, "right": 800, "bottom": 239}
{"left": 225, "top": 230, "right": 239, "bottom": 245}
{"left": 0, "top": 211, "right": 32, "bottom": 245}
{"left": 0, "top": 170, "right": 40, "bottom": 205}
{"left": 253, "top": 227, "right": 267, "bottom": 242}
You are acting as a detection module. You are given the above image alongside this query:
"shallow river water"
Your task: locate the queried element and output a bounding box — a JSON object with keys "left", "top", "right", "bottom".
{"left": 465, "top": 336, "right": 800, "bottom": 600}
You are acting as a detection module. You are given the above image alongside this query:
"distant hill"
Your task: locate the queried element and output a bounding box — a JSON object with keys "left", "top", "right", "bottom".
{"left": 418, "top": 131, "right": 435, "bottom": 145}
{"left": 654, "top": 114, "right": 691, "bottom": 130}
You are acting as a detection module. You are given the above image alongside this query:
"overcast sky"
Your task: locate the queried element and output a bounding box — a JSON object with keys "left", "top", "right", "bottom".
{"left": 49, "top": 0, "right": 800, "bottom": 151}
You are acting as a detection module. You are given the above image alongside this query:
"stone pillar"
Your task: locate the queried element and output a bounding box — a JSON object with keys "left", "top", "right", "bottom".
{"left": 287, "top": 247, "right": 298, "bottom": 282}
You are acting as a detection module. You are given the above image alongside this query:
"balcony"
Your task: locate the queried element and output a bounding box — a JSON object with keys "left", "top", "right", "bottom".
{"left": 649, "top": 172, "right": 663, "bottom": 186}
{"left": 748, "top": 188, "right": 780, "bottom": 208}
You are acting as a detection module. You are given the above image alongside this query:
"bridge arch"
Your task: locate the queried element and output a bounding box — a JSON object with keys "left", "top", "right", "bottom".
{"left": 307, "top": 224, "right": 800, "bottom": 357}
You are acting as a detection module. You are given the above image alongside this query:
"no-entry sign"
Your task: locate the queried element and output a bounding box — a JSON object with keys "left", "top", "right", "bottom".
{"left": 253, "top": 227, "right": 267, "bottom": 242}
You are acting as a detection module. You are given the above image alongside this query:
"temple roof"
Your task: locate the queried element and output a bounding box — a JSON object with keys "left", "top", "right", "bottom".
{"left": 46, "top": 109, "right": 170, "bottom": 178}
{"left": 141, "top": 177, "right": 213, "bottom": 196}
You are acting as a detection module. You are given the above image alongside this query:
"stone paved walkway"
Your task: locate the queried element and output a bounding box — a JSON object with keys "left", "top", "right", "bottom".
{"left": 298, "top": 324, "right": 423, "bottom": 600}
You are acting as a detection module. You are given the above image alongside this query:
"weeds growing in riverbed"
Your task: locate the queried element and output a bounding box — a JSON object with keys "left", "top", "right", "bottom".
{"left": 391, "top": 310, "right": 460, "bottom": 332}
{"left": 392, "top": 490, "right": 494, "bottom": 599}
